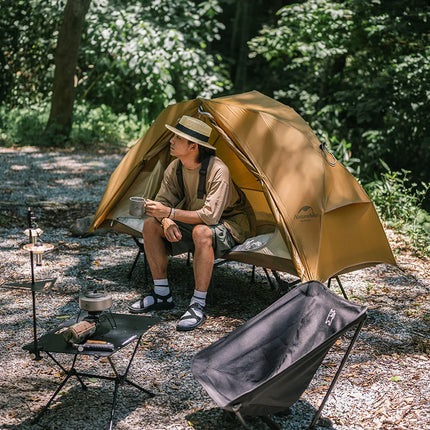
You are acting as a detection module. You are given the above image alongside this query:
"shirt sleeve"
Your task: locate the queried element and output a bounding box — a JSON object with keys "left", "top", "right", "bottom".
{"left": 196, "top": 165, "right": 231, "bottom": 225}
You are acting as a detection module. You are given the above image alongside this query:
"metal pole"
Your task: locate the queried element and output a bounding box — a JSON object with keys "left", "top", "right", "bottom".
{"left": 309, "top": 318, "right": 366, "bottom": 428}
{"left": 28, "top": 208, "right": 41, "bottom": 360}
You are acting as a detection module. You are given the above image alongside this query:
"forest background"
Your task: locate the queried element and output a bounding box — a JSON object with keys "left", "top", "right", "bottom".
{"left": 1, "top": 0, "right": 429, "bottom": 254}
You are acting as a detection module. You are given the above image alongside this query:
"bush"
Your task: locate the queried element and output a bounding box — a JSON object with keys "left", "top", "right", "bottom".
{"left": 0, "top": 103, "right": 48, "bottom": 146}
{"left": 365, "top": 161, "right": 430, "bottom": 256}
{"left": 0, "top": 101, "right": 143, "bottom": 147}
{"left": 71, "top": 103, "right": 143, "bottom": 146}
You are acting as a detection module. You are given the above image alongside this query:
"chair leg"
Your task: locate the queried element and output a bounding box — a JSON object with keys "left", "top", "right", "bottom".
{"left": 128, "top": 237, "right": 148, "bottom": 283}
{"left": 308, "top": 318, "right": 366, "bottom": 428}
{"left": 261, "top": 416, "right": 281, "bottom": 430}
{"left": 128, "top": 249, "right": 142, "bottom": 280}
{"left": 207, "top": 275, "right": 214, "bottom": 305}
{"left": 234, "top": 410, "right": 251, "bottom": 430}
{"left": 328, "top": 276, "right": 348, "bottom": 300}
{"left": 263, "top": 268, "right": 276, "bottom": 290}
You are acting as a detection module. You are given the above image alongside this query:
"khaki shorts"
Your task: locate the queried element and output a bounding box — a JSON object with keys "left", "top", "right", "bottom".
{"left": 167, "top": 221, "right": 237, "bottom": 259}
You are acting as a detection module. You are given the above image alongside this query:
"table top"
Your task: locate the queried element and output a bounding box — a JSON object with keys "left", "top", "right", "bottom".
{"left": 23, "top": 312, "right": 160, "bottom": 357}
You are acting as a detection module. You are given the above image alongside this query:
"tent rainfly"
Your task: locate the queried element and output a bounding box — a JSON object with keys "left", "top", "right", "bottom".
{"left": 89, "top": 91, "right": 396, "bottom": 282}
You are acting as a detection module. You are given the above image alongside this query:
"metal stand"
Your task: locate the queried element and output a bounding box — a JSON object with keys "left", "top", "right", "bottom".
{"left": 29, "top": 248, "right": 41, "bottom": 360}
{"left": 23, "top": 313, "right": 159, "bottom": 430}
{"left": 33, "top": 336, "right": 153, "bottom": 430}
{"left": 1, "top": 208, "right": 55, "bottom": 360}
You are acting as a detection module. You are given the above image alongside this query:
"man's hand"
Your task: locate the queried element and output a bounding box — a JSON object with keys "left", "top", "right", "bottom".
{"left": 161, "top": 218, "right": 182, "bottom": 242}
{"left": 145, "top": 199, "right": 171, "bottom": 218}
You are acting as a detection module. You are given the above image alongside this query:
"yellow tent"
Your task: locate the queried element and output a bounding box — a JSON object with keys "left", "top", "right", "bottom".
{"left": 89, "top": 91, "right": 396, "bottom": 282}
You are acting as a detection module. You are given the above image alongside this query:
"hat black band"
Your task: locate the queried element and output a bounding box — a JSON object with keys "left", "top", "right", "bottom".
{"left": 175, "top": 123, "right": 209, "bottom": 143}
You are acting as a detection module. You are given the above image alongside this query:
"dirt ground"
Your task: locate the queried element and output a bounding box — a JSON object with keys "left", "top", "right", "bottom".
{"left": 0, "top": 146, "right": 429, "bottom": 430}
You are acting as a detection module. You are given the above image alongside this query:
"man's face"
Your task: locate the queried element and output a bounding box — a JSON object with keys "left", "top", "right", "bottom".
{"left": 170, "top": 134, "right": 197, "bottom": 158}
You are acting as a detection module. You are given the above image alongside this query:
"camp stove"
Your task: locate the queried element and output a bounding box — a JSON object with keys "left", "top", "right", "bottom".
{"left": 61, "top": 289, "right": 116, "bottom": 345}
{"left": 77, "top": 287, "right": 116, "bottom": 328}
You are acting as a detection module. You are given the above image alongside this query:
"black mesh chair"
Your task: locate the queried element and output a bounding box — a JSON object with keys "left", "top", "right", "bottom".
{"left": 191, "top": 281, "right": 367, "bottom": 429}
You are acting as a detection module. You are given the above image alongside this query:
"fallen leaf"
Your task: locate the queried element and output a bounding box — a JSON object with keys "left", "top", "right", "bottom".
{"left": 390, "top": 375, "right": 402, "bottom": 382}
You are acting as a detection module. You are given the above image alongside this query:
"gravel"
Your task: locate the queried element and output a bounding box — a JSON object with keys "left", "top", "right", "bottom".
{"left": 0, "top": 146, "right": 429, "bottom": 430}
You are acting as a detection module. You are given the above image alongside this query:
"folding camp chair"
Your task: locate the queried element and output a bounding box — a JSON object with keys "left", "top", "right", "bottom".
{"left": 191, "top": 280, "right": 367, "bottom": 429}
{"left": 118, "top": 215, "right": 303, "bottom": 292}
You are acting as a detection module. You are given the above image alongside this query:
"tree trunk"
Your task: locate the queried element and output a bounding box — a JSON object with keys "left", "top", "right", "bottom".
{"left": 45, "top": 0, "right": 90, "bottom": 141}
{"left": 231, "top": 0, "right": 249, "bottom": 92}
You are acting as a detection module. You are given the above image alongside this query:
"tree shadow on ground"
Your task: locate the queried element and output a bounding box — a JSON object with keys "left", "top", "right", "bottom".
{"left": 1, "top": 372, "right": 153, "bottom": 430}
{"left": 185, "top": 400, "right": 335, "bottom": 430}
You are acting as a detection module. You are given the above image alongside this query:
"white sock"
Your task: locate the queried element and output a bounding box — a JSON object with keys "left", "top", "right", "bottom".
{"left": 142, "top": 279, "right": 172, "bottom": 307}
{"left": 178, "top": 290, "right": 207, "bottom": 329}
{"left": 190, "top": 290, "right": 207, "bottom": 308}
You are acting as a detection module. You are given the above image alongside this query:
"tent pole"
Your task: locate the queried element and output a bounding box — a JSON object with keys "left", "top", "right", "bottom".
{"left": 308, "top": 317, "right": 366, "bottom": 429}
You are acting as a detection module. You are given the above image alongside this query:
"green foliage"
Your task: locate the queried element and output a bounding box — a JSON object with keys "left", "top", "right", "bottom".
{"left": 365, "top": 162, "right": 430, "bottom": 256}
{"left": 0, "top": 0, "right": 63, "bottom": 106}
{"left": 0, "top": 102, "right": 142, "bottom": 147}
{"left": 0, "top": 103, "right": 48, "bottom": 146}
{"left": 80, "top": 0, "right": 231, "bottom": 121}
{"left": 1, "top": 0, "right": 231, "bottom": 123}
{"left": 71, "top": 103, "right": 144, "bottom": 145}
{"left": 323, "top": 133, "right": 361, "bottom": 177}
{"left": 248, "top": 0, "right": 430, "bottom": 188}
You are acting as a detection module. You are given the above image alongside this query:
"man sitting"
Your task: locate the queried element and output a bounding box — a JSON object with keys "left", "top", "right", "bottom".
{"left": 129, "top": 115, "right": 255, "bottom": 331}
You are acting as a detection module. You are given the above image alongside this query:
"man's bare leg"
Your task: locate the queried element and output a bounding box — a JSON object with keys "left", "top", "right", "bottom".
{"left": 129, "top": 217, "right": 173, "bottom": 313}
{"left": 192, "top": 224, "right": 214, "bottom": 292}
{"left": 176, "top": 224, "right": 213, "bottom": 331}
{"left": 142, "top": 217, "right": 168, "bottom": 280}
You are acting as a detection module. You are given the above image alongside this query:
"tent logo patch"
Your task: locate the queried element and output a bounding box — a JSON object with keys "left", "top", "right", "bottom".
{"left": 325, "top": 309, "right": 336, "bottom": 326}
{"left": 294, "top": 206, "right": 318, "bottom": 222}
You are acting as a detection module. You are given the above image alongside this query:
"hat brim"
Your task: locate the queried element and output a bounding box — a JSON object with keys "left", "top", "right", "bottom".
{"left": 165, "top": 124, "right": 216, "bottom": 150}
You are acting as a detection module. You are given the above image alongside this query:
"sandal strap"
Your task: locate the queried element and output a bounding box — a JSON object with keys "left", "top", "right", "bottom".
{"left": 180, "top": 302, "right": 205, "bottom": 321}
{"left": 138, "top": 290, "right": 171, "bottom": 307}
{"left": 151, "top": 290, "right": 172, "bottom": 303}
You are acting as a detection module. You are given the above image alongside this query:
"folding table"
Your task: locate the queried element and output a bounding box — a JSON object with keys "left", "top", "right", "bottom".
{"left": 23, "top": 313, "right": 160, "bottom": 430}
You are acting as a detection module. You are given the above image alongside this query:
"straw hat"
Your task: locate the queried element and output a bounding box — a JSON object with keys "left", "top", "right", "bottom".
{"left": 165, "top": 116, "right": 215, "bottom": 150}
